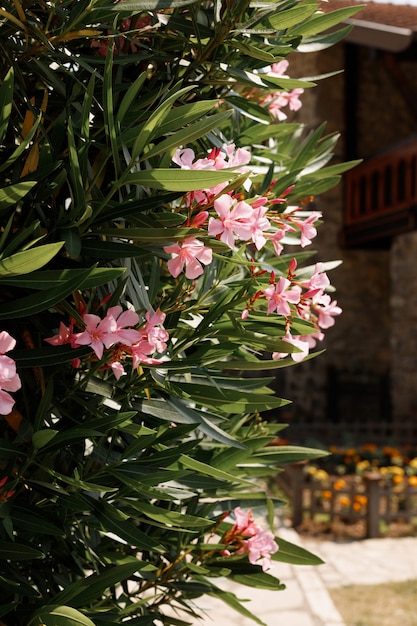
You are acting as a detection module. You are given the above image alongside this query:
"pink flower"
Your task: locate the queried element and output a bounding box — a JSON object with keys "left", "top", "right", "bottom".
{"left": 245, "top": 529, "right": 279, "bottom": 571}
{"left": 316, "top": 294, "right": 342, "bottom": 329}
{"left": 267, "top": 223, "right": 294, "bottom": 256}
{"left": 265, "top": 88, "right": 304, "bottom": 120}
{"left": 267, "top": 60, "right": 289, "bottom": 77}
{"left": 291, "top": 211, "right": 321, "bottom": 247}
{"left": 224, "top": 507, "right": 279, "bottom": 572}
{"left": 172, "top": 144, "right": 251, "bottom": 205}
{"left": 45, "top": 322, "right": 75, "bottom": 347}
{"left": 164, "top": 237, "right": 212, "bottom": 279}
{"left": 272, "top": 331, "right": 310, "bottom": 362}
{"left": 101, "top": 306, "right": 141, "bottom": 348}
{"left": 300, "top": 262, "right": 330, "bottom": 294}
{"left": 208, "top": 195, "right": 255, "bottom": 248}
{"left": 246, "top": 200, "right": 271, "bottom": 250}
{"left": 232, "top": 507, "right": 258, "bottom": 537}
{"left": 130, "top": 309, "right": 169, "bottom": 368}
{"left": 0, "top": 331, "right": 21, "bottom": 416}
{"left": 263, "top": 278, "right": 301, "bottom": 316}
{"left": 73, "top": 314, "right": 112, "bottom": 359}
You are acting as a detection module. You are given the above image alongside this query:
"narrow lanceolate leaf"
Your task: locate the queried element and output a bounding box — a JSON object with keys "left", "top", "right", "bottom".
{"left": 0, "top": 266, "right": 93, "bottom": 319}
{"left": 0, "top": 242, "right": 63, "bottom": 276}
{"left": 0, "top": 67, "right": 14, "bottom": 144}
{"left": 131, "top": 85, "right": 195, "bottom": 162}
{"left": 0, "top": 541, "right": 44, "bottom": 560}
{"left": 50, "top": 563, "right": 156, "bottom": 608}
{"left": 102, "top": 0, "right": 199, "bottom": 10}
{"left": 272, "top": 536, "right": 324, "bottom": 565}
{"left": 0, "top": 267, "right": 125, "bottom": 290}
{"left": 28, "top": 605, "right": 97, "bottom": 626}
{"left": 0, "top": 181, "right": 37, "bottom": 213}
{"left": 88, "top": 498, "right": 165, "bottom": 552}
{"left": 208, "top": 585, "right": 267, "bottom": 626}
{"left": 288, "top": 5, "right": 362, "bottom": 36}
{"left": 119, "top": 168, "right": 240, "bottom": 192}
{"left": 142, "top": 111, "right": 233, "bottom": 162}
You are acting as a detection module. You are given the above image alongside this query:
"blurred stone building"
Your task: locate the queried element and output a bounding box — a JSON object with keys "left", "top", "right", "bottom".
{"left": 276, "top": 0, "right": 417, "bottom": 445}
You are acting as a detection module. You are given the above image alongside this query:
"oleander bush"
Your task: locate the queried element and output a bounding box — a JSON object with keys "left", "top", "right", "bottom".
{"left": 0, "top": 0, "right": 360, "bottom": 624}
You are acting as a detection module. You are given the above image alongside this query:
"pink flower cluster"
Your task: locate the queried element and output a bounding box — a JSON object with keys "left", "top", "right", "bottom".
{"left": 0, "top": 331, "right": 21, "bottom": 416}
{"left": 222, "top": 507, "right": 278, "bottom": 571}
{"left": 261, "top": 60, "right": 304, "bottom": 121}
{"left": 45, "top": 305, "right": 168, "bottom": 379}
{"left": 172, "top": 143, "right": 251, "bottom": 207}
{"left": 265, "top": 261, "right": 342, "bottom": 362}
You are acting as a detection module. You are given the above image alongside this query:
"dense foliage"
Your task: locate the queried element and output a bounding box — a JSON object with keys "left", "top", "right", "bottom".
{"left": 0, "top": 0, "right": 359, "bottom": 624}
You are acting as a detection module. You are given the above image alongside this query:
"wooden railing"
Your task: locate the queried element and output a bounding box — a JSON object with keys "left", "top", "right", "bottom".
{"left": 344, "top": 138, "right": 417, "bottom": 247}
{"left": 275, "top": 464, "right": 417, "bottom": 539}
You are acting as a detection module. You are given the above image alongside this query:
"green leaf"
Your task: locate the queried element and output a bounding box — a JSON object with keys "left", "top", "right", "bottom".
{"left": 102, "top": 0, "right": 199, "bottom": 10}
{"left": 170, "top": 381, "right": 290, "bottom": 413}
{"left": 0, "top": 266, "right": 93, "bottom": 319}
{"left": 32, "top": 429, "right": 58, "bottom": 452}
{"left": 119, "top": 168, "right": 240, "bottom": 192}
{"left": 166, "top": 397, "right": 245, "bottom": 448}
{"left": 0, "top": 541, "right": 44, "bottom": 560}
{"left": 288, "top": 5, "right": 363, "bottom": 36}
{"left": 178, "top": 455, "right": 253, "bottom": 487}
{"left": 231, "top": 572, "right": 285, "bottom": 591}
{"left": 0, "top": 267, "right": 125, "bottom": 289}
{"left": 272, "top": 536, "right": 324, "bottom": 565}
{"left": 208, "top": 586, "right": 267, "bottom": 626}
{"left": 116, "top": 71, "right": 148, "bottom": 125}
{"left": 29, "top": 605, "right": 96, "bottom": 626}
{"left": 89, "top": 498, "right": 165, "bottom": 552}
{"left": 255, "top": 445, "right": 329, "bottom": 464}
{"left": 96, "top": 226, "right": 193, "bottom": 242}
{"left": 0, "top": 67, "right": 14, "bottom": 144}
{"left": 12, "top": 345, "right": 90, "bottom": 368}
{"left": 0, "top": 182, "right": 37, "bottom": 214}
{"left": 50, "top": 563, "right": 156, "bottom": 608}
{"left": 0, "top": 242, "right": 63, "bottom": 277}
{"left": 266, "top": 2, "right": 318, "bottom": 30}
{"left": 133, "top": 501, "right": 212, "bottom": 528}
{"left": 143, "top": 111, "right": 232, "bottom": 162}
{"left": 132, "top": 85, "right": 195, "bottom": 162}
{"left": 298, "top": 24, "right": 354, "bottom": 52}
{"left": 11, "top": 508, "right": 64, "bottom": 536}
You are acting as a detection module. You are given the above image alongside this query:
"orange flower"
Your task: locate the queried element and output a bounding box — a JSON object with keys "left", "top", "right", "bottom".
{"left": 408, "top": 476, "right": 417, "bottom": 487}
{"left": 339, "top": 495, "right": 351, "bottom": 508}
{"left": 321, "top": 490, "right": 333, "bottom": 500}
{"left": 333, "top": 478, "right": 347, "bottom": 491}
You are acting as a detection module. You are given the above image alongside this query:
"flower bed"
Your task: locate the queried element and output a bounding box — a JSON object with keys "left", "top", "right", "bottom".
{"left": 274, "top": 443, "right": 417, "bottom": 539}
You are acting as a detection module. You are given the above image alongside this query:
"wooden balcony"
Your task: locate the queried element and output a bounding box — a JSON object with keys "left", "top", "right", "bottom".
{"left": 343, "top": 138, "right": 417, "bottom": 248}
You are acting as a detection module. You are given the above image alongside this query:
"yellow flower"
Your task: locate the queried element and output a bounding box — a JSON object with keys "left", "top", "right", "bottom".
{"left": 315, "top": 469, "right": 329, "bottom": 482}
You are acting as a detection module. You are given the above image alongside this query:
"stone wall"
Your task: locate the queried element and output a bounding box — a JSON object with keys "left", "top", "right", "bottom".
{"left": 276, "top": 42, "right": 403, "bottom": 439}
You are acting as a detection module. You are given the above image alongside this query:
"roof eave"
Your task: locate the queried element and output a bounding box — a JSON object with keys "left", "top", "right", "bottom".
{"left": 344, "top": 18, "right": 415, "bottom": 51}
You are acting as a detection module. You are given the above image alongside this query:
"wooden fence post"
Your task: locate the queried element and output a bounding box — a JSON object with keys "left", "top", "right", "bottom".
{"left": 291, "top": 462, "right": 306, "bottom": 528}
{"left": 364, "top": 472, "right": 382, "bottom": 538}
